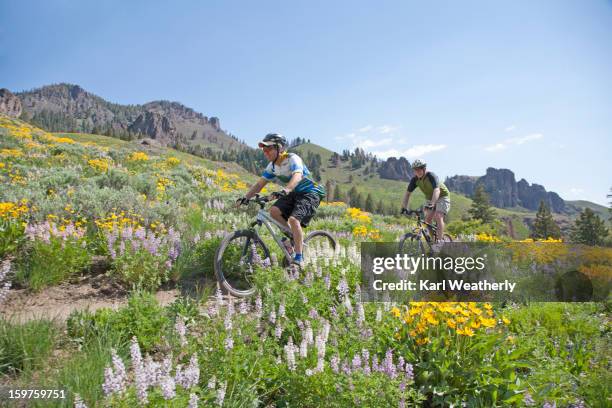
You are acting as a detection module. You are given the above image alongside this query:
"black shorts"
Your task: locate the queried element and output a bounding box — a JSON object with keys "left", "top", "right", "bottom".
{"left": 272, "top": 191, "right": 321, "bottom": 228}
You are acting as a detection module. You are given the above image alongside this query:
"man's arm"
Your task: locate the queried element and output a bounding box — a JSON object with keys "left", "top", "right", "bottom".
{"left": 430, "top": 188, "right": 440, "bottom": 206}
{"left": 402, "top": 190, "right": 411, "bottom": 210}
{"left": 245, "top": 178, "right": 269, "bottom": 199}
{"left": 282, "top": 172, "right": 303, "bottom": 193}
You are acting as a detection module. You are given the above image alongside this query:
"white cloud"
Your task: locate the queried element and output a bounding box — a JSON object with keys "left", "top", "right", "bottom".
{"left": 373, "top": 144, "right": 447, "bottom": 159}
{"left": 335, "top": 132, "right": 356, "bottom": 141}
{"left": 357, "top": 125, "right": 373, "bottom": 133}
{"left": 377, "top": 125, "right": 399, "bottom": 134}
{"left": 504, "top": 125, "right": 516, "bottom": 132}
{"left": 484, "top": 133, "right": 543, "bottom": 152}
{"left": 356, "top": 138, "right": 393, "bottom": 149}
{"left": 509, "top": 133, "right": 543, "bottom": 145}
{"left": 484, "top": 143, "right": 507, "bottom": 152}
{"left": 568, "top": 187, "right": 584, "bottom": 195}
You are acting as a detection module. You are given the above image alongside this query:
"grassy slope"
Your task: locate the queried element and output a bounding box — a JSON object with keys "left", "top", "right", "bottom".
{"left": 55, "top": 132, "right": 257, "bottom": 182}
{"left": 293, "top": 143, "right": 534, "bottom": 227}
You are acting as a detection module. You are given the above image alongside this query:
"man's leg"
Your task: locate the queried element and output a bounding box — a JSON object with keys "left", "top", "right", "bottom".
{"left": 270, "top": 206, "right": 290, "bottom": 229}
{"left": 434, "top": 211, "right": 445, "bottom": 240}
{"left": 288, "top": 216, "right": 304, "bottom": 254}
{"left": 424, "top": 207, "right": 435, "bottom": 239}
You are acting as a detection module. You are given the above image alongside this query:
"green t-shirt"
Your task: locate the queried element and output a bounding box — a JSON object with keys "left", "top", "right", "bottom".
{"left": 407, "top": 171, "right": 449, "bottom": 200}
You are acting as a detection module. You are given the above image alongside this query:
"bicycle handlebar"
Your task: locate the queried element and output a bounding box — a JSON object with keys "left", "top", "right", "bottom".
{"left": 241, "top": 194, "right": 270, "bottom": 209}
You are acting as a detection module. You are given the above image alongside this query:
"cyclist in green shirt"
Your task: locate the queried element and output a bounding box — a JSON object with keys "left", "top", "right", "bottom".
{"left": 401, "top": 160, "right": 451, "bottom": 241}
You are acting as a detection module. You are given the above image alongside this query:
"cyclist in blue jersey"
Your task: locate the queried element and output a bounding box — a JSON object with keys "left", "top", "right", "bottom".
{"left": 237, "top": 133, "right": 325, "bottom": 266}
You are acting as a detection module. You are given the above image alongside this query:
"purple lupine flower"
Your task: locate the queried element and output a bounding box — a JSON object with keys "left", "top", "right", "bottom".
{"left": 397, "top": 356, "right": 405, "bottom": 374}
{"left": 188, "top": 393, "right": 199, "bottom": 408}
{"left": 341, "top": 360, "right": 352, "bottom": 376}
{"left": 73, "top": 394, "right": 87, "bottom": 408}
{"left": 144, "top": 355, "right": 160, "bottom": 387}
{"left": 324, "top": 273, "right": 331, "bottom": 290}
{"left": 239, "top": 300, "right": 248, "bottom": 315}
{"left": 329, "top": 305, "right": 338, "bottom": 319}
{"left": 159, "top": 375, "right": 176, "bottom": 400}
{"left": 542, "top": 402, "right": 557, "bottom": 408}
{"left": 130, "top": 337, "right": 148, "bottom": 404}
{"left": 376, "top": 307, "right": 382, "bottom": 322}
{"left": 224, "top": 312, "right": 233, "bottom": 331}
{"left": 303, "top": 270, "right": 313, "bottom": 286}
{"left": 309, "top": 308, "right": 319, "bottom": 319}
{"left": 102, "top": 350, "right": 127, "bottom": 397}
{"left": 296, "top": 319, "right": 304, "bottom": 331}
{"left": 275, "top": 322, "right": 283, "bottom": 339}
{"left": 356, "top": 303, "right": 365, "bottom": 325}
{"left": 344, "top": 296, "right": 353, "bottom": 316}
{"left": 216, "top": 382, "right": 227, "bottom": 406}
{"left": 523, "top": 393, "right": 535, "bottom": 406}
{"left": 255, "top": 295, "right": 263, "bottom": 318}
{"left": 383, "top": 349, "right": 397, "bottom": 379}
{"left": 301, "top": 293, "right": 309, "bottom": 304}
{"left": 399, "top": 398, "right": 406, "bottom": 408}
{"left": 371, "top": 355, "right": 379, "bottom": 372}
{"left": 404, "top": 363, "right": 414, "bottom": 381}
{"left": 299, "top": 338, "right": 308, "bottom": 358}
{"left": 316, "top": 266, "right": 322, "bottom": 278}
{"left": 225, "top": 336, "right": 234, "bottom": 350}
{"left": 0, "top": 260, "right": 12, "bottom": 304}
{"left": 330, "top": 354, "right": 340, "bottom": 373}
{"left": 362, "top": 350, "right": 371, "bottom": 375}
{"left": 304, "top": 321, "right": 314, "bottom": 345}
{"left": 268, "top": 310, "right": 276, "bottom": 325}
{"left": 315, "top": 335, "right": 326, "bottom": 359}
{"left": 337, "top": 278, "right": 349, "bottom": 297}
{"left": 316, "top": 356, "right": 325, "bottom": 373}
{"left": 161, "top": 354, "right": 173, "bottom": 377}
{"left": 208, "top": 375, "right": 216, "bottom": 390}
{"left": 278, "top": 302, "right": 286, "bottom": 318}
{"left": 180, "top": 354, "right": 199, "bottom": 389}
{"left": 285, "top": 337, "right": 296, "bottom": 371}
{"left": 175, "top": 317, "right": 187, "bottom": 347}
{"left": 351, "top": 354, "right": 362, "bottom": 371}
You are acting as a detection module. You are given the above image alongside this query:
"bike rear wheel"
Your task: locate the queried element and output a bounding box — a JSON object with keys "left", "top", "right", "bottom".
{"left": 398, "top": 232, "right": 428, "bottom": 254}
{"left": 303, "top": 230, "right": 337, "bottom": 262}
{"left": 215, "top": 230, "right": 271, "bottom": 297}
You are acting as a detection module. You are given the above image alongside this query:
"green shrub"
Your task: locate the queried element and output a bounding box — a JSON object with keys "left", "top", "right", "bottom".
{"left": 0, "top": 318, "right": 59, "bottom": 374}
{"left": 16, "top": 235, "right": 91, "bottom": 290}
{"left": 67, "top": 292, "right": 169, "bottom": 352}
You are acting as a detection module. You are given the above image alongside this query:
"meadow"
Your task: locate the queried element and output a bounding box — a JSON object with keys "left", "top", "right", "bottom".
{"left": 1, "top": 115, "right": 610, "bottom": 407}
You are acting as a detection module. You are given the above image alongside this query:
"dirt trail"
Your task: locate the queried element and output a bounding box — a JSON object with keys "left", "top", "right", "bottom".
{"left": 0, "top": 277, "right": 180, "bottom": 323}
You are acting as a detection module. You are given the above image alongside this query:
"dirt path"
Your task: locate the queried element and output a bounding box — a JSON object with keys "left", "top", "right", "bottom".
{"left": 0, "top": 276, "right": 181, "bottom": 323}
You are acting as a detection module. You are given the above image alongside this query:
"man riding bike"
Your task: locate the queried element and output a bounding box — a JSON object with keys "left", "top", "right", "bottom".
{"left": 237, "top": 133, "right": 325, "bottom": 266}
{"left": 401, "top": 159, "right": 451, "bottom": 241}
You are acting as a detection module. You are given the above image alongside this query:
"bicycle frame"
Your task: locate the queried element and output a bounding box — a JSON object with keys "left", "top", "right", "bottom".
{"left": 249, "top": 208, "right": 294, "bottom": 262}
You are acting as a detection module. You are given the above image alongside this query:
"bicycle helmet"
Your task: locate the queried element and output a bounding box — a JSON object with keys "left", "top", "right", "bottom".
{"left": 411, "top": 159, "right": 426, "bottom": 169}
{"left": 258, "top": 133, "right": 287, "bottom": 149}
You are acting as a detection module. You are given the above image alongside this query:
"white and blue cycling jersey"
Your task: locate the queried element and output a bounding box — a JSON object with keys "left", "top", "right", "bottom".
{"left": 261, "top": 153, "right": 325, "bottom": 197}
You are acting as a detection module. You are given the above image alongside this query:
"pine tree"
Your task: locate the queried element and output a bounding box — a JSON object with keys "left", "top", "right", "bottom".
{"left": 348, "top": 186, "right": 359, "bottom": 207}
{"left": 468, "top": 184, "right": 496, "bottom": 224}
{"left": 570, "top": 208, "right": 608, "bottom": 246}
{"left": 531, "top": 200, "right": 561, "bottom": 239}
{"left": 334, "top": 185, "right": 343, "bottom": 202}
{"left": 325, "top": 180, "right": 333, "bottom": 202}
{"left": 376, "top": 199, "right": 385, "bottom": 215}
{"left": 365, "top": 193, "right": 375, "bottom": 212}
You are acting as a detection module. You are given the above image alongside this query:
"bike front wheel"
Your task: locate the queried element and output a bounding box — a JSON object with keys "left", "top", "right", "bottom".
{"left": 214, "top": 230, "right": 271, "bottom": 297}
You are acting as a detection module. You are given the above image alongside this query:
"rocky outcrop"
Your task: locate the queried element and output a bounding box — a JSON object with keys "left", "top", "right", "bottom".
{"left": 446, "top": 168, "right": 566, "bottom": 213}
{"left": 13, "top": 83, "right": 248, "bottom": 152}
{"left": 128, "top": 111, "right": 176, "bottom": 143}
{"left": 377, "top": 157, "right": 414, "bottom": 182}
{"left": 0, "top": 89, "right": 22, "bottom": 117}
{"left": 209, "top": 117, "right": 221, "bottom": 131}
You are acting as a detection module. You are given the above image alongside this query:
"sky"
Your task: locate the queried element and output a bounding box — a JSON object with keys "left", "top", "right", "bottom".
{"left": 1, "top": 0, "right": 611, "bottom": 205}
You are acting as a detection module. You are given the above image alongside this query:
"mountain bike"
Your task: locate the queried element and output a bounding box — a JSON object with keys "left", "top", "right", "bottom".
{"left": 399, "top": 207, "right": 453, "bottom": 254}
{"left": 214, "top": 194, "right": 337, "bottom": 297}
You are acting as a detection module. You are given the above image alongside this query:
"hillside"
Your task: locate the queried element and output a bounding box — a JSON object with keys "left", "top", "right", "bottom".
{"left": 12, "top": 83, "right": 249, "bottom": 152}
{"left": 291, "top": 143, "right": 605, "bottom": 238}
